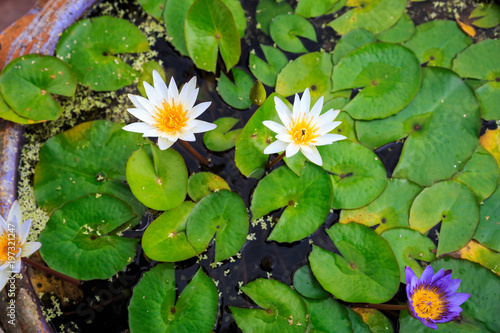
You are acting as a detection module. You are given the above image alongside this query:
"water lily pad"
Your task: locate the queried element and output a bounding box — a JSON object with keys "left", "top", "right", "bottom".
{"left": 221, "top": 0, "right": 247, "bottom": 38}
{"left": 217, "top": 68, "right": 253, "bottom": 109}
{"left": 357, "top": 67, "right": 480, "bottom": 186}
{"left": 409, "top": 180, "right": 479, "bottom": 256}
{"left": 137, "top": 61, "right": 166, "bottom": 98}
{"left": 56, "top": 16, "right": 149, "bottom": 91}
{"left": 293, "top": 264, "right": 329, "bottom": 299}
{"left": 474, "top": 183, "right": 500, "bottom": 252}
{"left": 340, "top": 178, "right": 422, "bottom": 234}
{"left": 309, "top": 222, "right": 400, "bottom": 303}
{"left": 333, "top": 42, "right": 421, "bottom": 120}
{"left": 452, "top": 145, "right": 499, "bottom": 203}
{"left": 381, "top": 228, "right": 436, "bottom": 283}
{"left": 329, "top": 0, "right": 406, "bottom": 35}
{"left": 129, "top": 264, "right": 218, "bottom": 333}
{"left": 269, "top": 14, "right": 317, "bottom": 53}
{"left": 142, "top": 202, "right": 198, "bottom": 262}
{"left": 203, "top": 117, "right": 242, "bottom": 152}
{"left": 186, "top": 190, "right": 248, "bottom": 262}
{"left": 351, "top": 308, "right": 393, "bottom": 333}
{"left": 163, "top": 0, "right": 194, "bottom": 56}
{"left": 0, "top": 54, "right": 76, "bottom": 121}
{"left": 321, "top": 141, "right": 387, "bottom": 210}
{"left": 400, "top": 257, "right": 500, "bottom": 332}
{"left": 276, "top": 52, "right": 334, "bottom": 104}
{"left": 475, "top": 81, "right": 500, "bottom": 121}
{"left": 39, "top": 194, "right": 139, "bottom": 280}
{"left": 235, "top": 93, "right": 290, "bottom": 178}
{"left": 126, "top": 144, "right": 187, "bottom": 211}
{"left": 295, "top": 0, "right": 342, "bottom": 18}
{"left": 250, "top": 164, "right": 332, "bottom": 243}
{"left": 187, "top": 172, "right": 230, "bottom": 202}
{"left": 137, "top": 0, "right": 165, "bottom": 20}
{"left": 256, "top": 0, "right": 293, "bottom": 35}
{"left": 480, "top": 128, "right": 500, "bottom": 173}
{"left": 34, "top": 120, "right": 146, "bottom": 224}
{"left": 249, "top": 45, "right": 288, "bottom": 87}
{"left": 455, "top": 240, "right": 500, "bottom": 276}
{"left": 376, "top": 13, "right": 415, "bottom": 43}
{"left": 332, "top": 29, "right": 376, "bottom": 64}
{"left": 347, "top": 308, "right": 371, "bottom": 332}
{"left": 470, "top": 3, "right": 500, "bottom": 29}
{"left": 302, "top": 297, "right": 352, "bottom": 333}
{"left": 185, "top": 0, "right": 240, "bottom": 73}
{"left": 402, "top": 20, "right": 472, "bottom": 68}
{"left": 0, "top": 91, "right": 32, "bottom": 124}
{"left": 231, "top": 278, "right": 308, "bottom": 332}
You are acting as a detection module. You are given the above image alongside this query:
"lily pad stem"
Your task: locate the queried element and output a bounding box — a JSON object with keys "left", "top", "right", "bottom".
{"left": 266, "top": 151, "right": 286, "bottom": 169}
{"left": 21, "top": 257, "right": 81, "bottom": 286}
{"left": 350, "top": 303, "right": 408, "bottom": 311}
{"left": 179, "top": 140, "right": 210, "bottom": 166}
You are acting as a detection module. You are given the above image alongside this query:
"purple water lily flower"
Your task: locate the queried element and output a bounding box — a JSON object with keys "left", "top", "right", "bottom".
{"left": 405, "top": 266, "right": 470, "bottom": 330}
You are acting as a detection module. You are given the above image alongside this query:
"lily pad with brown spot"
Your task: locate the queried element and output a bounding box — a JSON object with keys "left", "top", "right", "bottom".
{"left": 454, "top": 240, "right": 500, "bottom": 276}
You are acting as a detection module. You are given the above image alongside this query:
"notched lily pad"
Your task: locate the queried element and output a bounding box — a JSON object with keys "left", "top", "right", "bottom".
{"left": 0, "top": 91, "right": 32, "bottom": 124}
{"left": 256, "top": 0, "right": 293, "bottom": 35}
{"left": 187, "top": 172, "right": 230, "bottom": 202}
{"left": 293, "top": 264, "right": 329, "bottom": 299}
{"left": 309, "top": 222, "right": 400, "bottom": 303}
{"left": 217, "top": 68, "right": 253, "bottom": 109}
{"left": 269, "top": 14, "right": 317, "bottom": 53}
{"left": 295, "top": 0, "right": 342, "bottom": 18}
{"left": 249, "top": 45, "right": 288, "bottom": 87}
{"left": 250, "top": 164, "right": 333, "bottom": 243}
{"left": 129, "top": 264, "right": 218, "bottom": 333}
{"left": 470, "top": 3, "right": 500, "bottom": 29}
{"left": 56, "top": 16, "right": 149, "bottom": 91}
{"left": 376, "top": 13, "right": 415, "bottom": 43}
{"left": 203, "top": 117, "right": 242, "bottom": 152}
{"left": 332, "top": 29, "right": 376, "bottom": 64}
{"left": 163, "top": 0, "right": 194, "bottom": 56}
{"left": 351, "top": 308, "right": 393, "bottom": 333}
{"left": 39, "top": 194, "right": 139, "bottom": 280}
{"left": 474, "top": 183, "right": 500, "bottom": 252}
{"left": 409, "top": 180, "right": 479, "bottom": 256}
{"left": 137, "top": 0, "right": 165, "bottom": 21}
{"left": 0, "top": 54, "right": 76, "bottom": 122}
{"left": 302, "top": 297, "right": 353, "bottom": 333}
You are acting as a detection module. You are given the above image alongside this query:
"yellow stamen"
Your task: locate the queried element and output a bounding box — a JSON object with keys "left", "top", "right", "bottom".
{"left": 411, "top": 284, "right": 448, "bottom": 320}
{"left": 153, "top": 99, "right": 188, "bottom": 135}
{"left": 289, "top": 114, "right": 319, "bottom": 145}
{"left": 0, "top": 231, "right": 21, "bottom": 264}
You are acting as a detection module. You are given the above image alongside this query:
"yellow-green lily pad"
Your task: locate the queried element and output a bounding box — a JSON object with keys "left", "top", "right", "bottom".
{"left": 203, "top": 117, "right": 242, "bottom": 152}
{"left": 187, "top": 172, "right": 230, "bottom": 202}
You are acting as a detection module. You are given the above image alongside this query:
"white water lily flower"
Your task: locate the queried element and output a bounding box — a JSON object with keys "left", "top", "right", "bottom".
{"left": 0, "top": 201, "right": 41, "bottom": 291}
{"left": 123, "top": 70, "right": 217, "bottom": 150}
{"left": 263, "top": 88, "right": 346, "bottom": 166}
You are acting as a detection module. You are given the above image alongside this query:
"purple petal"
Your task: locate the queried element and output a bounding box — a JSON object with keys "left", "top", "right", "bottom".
{"left": 447, "top": 292, "right": 471, "bottom": 306}
{"left": 444, "top": 278, "right": 461, "bottom": 294}
{"left": 421, "top": 320, "right": 438, "bottom": 330}
{"left": 420, "top": 265, "right": 434, "bottom": 283}
{"left": 430, "top": 268, "right": 446, "bottom": 284}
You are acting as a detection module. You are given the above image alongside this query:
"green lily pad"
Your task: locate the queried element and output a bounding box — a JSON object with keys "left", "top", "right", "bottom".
{"left": 56, "top": 16, "right": 149, "bottom": 91}
{"left": 381, "top": 228, "right": 436, "bottom": 283}
{"left": 187, "top": 172, "right": 231, "bottom": 202}
{"left": 409, "top": 180, "right": 479, "bottom": 256}
{"left": 231, "top": 278, "right": 308, "bottom": 332}
{"left": 217, "top": 68, "right": 253, "bottom": 109}
{"left": 400, "top": 258, "right": 500, "bottom": 332}
{"left": 321, "top": 141, "right": 387, "bottom": 210}
{"left": 474, "top": 184, "right": 500, "bottom": 252}
{"left": 339, "top": 178, "right": 422, "bottom": 234}
{"left": 470, "top": 3, "right": 500, "bottom": 29}
{"left": 126, "top": 144, "right": 187, "bottom": 211}
{"left": 452, "top": 145, "right": 499, "bottom": 203}
{"left": 302, "top": 297, "right": 352, "bottom": 333}
{"left": 203, "top": 117, "right": 242, "bottom": 152}
{"left": 332, "top": 29, "right": 376, "bottom": 64}
{"left": 357, "top": 67, "right": 480, "bottom": 186}
{"left": 138, "top": 61, "right": 166, "bottom": 98}
{"left": 293, "top": 264, "right": 329, "bottom": 299}
{"left": 269, "top": 14, "right": 317, "bottom": 53}
{"left": 186, "top": 190, "right": 248, "bottom": 262}
{"left": 480, "top": 128, "right": 500, "bottom": 173}
{"left": 333, "top": 42, "right": 421, "bottom": 120}
{"left": 276, "top": 52, "right": 334, "bottom": 104}
{"left": 250, "top": 80, "right": 267, "bottom": 105}
{"left": 185, "top": 0, "right": 240, "bottom": 73}
{"left": 0, "top": 91, "right": 32, "bottom": 124}
{"left": 163, "top": 0, "right": 194, "bottom": 56}
{"left": 137, "top": 0, "right": 165, "bottom": 21}
{"left": 402, "top": 20, "right": 472, "bottom": 68}
{"left": 235, "top": 93, "right": 290, "bottom": 178}
{"left": 376, "top": 13, "right": 415, "bottom": 43}
{"left": 0, "top": 54, "right": 76, "bottom": 121}
{"left": 475, "top": 81, "right": 500, "bottom": 121}
{"left": 347, "top": 308, "right": 371, "bottom": 332}
{"left": 39, "top": 194, "right": 139, "bottom": 280}
{"left": 351, "top": 308, "right": 393, "bottom": 333}
{"left": 456, "top": 240, "right": 500, "bottom": 275}
{"left": 249, "top": 45, "right": 288, "bottom": 87}
{"left": 221, "top": 0, "right": 247, "bottom": 38}
{"left": 129, "top": 264, "right": 218, "bottom": 333}
{"left": 256, "top": 0, "right": 293, "bottom": 35}
{"left": 250, "top": 164, "right": 333, "bottom": 243}
{"left": 142, "top": 202, "right": 199, "bottom": 262}
{"left": 329, "top": 0, "right": 406, "bottom": 35}
{"left": 309, "top": 222, "right": 400, "bottom": 303}
{"left": 295, "top": 0, "right": 342, "bottom": 18}
{"left": 34, "top": 120, "right": 146, "bottom": 225}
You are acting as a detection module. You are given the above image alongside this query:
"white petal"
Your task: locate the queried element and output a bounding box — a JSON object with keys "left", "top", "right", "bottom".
{"left": 187, "top": 102, "right": 210, "bottom": 119}
{"left": 7, "top": 201, "right": 21, "bottom": 231}
{"left": 274, "top": 97, "right": 292, "bottom": 127}
{"left": 19, "top": 219, "right": 31, "bottom": 244}
{"left": 182, "top": 88, "right": 199, "bottom": 111}
{"left": 179, "top": 130, "right": 196, "bottom": 141}
{"left": 300, "top": 88, "right": 311, "bottom": 114}
{"left": 318, "top": 121, "right": 342, "bottom": 135}
{"left": 313, "top": 134, "right": 346, "bottom": 146}
{"left": 286, "top": 142, "right": 300, "bottom": 157}
{"left": 21, "top": 241, "right": 41, "bottom": 257}
{"left": 122, "top": 122, "right": 157, "bottom": 134}
{"left": 141, "top": 128, "right": 163, "bottom": 137}
{"left": 310, "top": 96, "right": 324, "bottom": 119}
{"left": 12, "top": 258, "right": 21, "bottom": 274}
{"left": 318, "top": 109, "right": 340, "bottom": 124}
{"left": 179, "top": 77, "right": 197, "bottom": 106}
{"left": 164, "top": 131, "right": 179, "bottom": 142}
{"left": 158, "top": 137, "right": 175, "bottom": 150}
{"left": 301, "top": 145, "right": 323, "bottom": 166}
{"left": 0, "top": 269, "right": 11, "bottom": 292}
{"left": 0, "top": 215, "right": 8, "bottom": 233}
{"left": 128, "top": 94, "right": 157, "bottom": 114}
{"left": 127, "top": 108, "right": 155, "bottom": 124}
{"left": 144, "top": 81, "right": 164, "bottom": 107}
{"left": 262, "top": 121, "right": 287, "bottom": 134}
{"left": 292, "top": 93, "right": 301, "bottom": 118}
{"left": 275, "top": 132, "right": 293, "bottom": 143}
{"left": 263, "top": 140, "right": 289, "bottom": 154}
{"left": 153, "top": 70, "right": 168, "bottom": 98}
{"left": 167, "top": 76, "right": 179, "bottom": 101}
{"left": 190, "top": 120, "right": 217, "bottom": 133}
